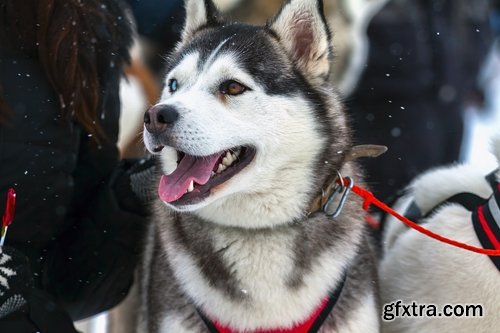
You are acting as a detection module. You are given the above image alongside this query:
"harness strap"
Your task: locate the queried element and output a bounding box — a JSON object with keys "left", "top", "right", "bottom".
{"left": 198, "top": 310, "right": 222, "bottom": 333}
{"left": 472, "top": 176, "right": 500, "bottom": 270}
{"left": 403, "top": 169, "right": 498, "bottom": 221}
{"left": 307, "top": 274, "right": 345, "bottom": 333}
{"left": 486, "top": 170, "right": 498, "bottom": 189}
{"left": 197, "top": 273, "right": 346, "bottom": 333}
{"left": 404, "top": 192, "right": 487, "bottom": 222}
{"left": 472, "top": 206, "right": 500, "bottom": 270}
{"left": 402, "top": 169, "right": 500, "bottom": 269}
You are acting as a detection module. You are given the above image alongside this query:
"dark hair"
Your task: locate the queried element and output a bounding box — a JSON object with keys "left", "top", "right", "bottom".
{"left": 0, "top": 0, "right": 132, "bottom": 141}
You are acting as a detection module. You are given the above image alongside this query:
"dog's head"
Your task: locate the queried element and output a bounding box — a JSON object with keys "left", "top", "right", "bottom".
{"left": 144, "top": 0, "right": 351, "bottom": 227}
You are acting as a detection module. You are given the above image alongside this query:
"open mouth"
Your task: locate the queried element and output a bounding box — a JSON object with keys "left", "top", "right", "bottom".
{"left": 158, "top": 146, "right": 257, "bottom": 206}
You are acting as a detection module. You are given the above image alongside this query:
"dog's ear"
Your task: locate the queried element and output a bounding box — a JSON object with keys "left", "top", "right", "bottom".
{"left": 269, "top": 0, "right": 332, "bottom": 82}
{"left": 182, "top": 0, "right": 221, "bottom": 42}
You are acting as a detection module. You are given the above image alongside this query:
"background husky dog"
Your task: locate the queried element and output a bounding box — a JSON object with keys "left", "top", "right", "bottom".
{"left": 380, "top": 138, "right": 500, "bottom": 332}
{"left": 140, "top": 0, "right": 380, "bottom": 332}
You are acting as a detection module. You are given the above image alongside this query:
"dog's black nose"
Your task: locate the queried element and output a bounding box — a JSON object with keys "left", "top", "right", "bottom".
{"left": 144, "top": 104, "right": 179, "bottom": 134}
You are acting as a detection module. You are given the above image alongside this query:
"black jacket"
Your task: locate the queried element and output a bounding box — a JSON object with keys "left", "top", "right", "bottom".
{"left": 349, "top": 0, "right": 492, "bottom": 200}
{"left": 0, "top": 1, "right": 146, "bottom": 331}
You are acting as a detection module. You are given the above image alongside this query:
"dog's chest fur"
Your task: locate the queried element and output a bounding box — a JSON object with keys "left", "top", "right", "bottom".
{"left": 140, "top": 195, "right": 379, "bottom": 333}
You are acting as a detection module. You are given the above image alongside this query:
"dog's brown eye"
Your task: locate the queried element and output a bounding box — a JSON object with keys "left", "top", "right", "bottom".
{"left": 220, "top": 80, "right": 247, "bottom": 96}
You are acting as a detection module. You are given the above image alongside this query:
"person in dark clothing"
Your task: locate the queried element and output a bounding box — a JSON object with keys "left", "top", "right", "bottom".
{"left": 126, "top": 0, "right": 185, "bottom": 73}
{"left": 0, "top": 0, "right": 153, "bottom": 331}
{"left": 349, "top": 0, "right": 492, "bottom": 201}
{"left": 126, "top": 0, "right": 184, "bottom": 46}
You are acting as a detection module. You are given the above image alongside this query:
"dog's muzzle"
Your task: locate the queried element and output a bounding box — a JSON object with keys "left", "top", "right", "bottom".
{"left": 144, "top": 104, "right": 179, "bottom": 135}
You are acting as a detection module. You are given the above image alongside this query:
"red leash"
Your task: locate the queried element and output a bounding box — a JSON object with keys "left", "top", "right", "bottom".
{"left": 344, "top": 179, "right": 500, "bottom": 257}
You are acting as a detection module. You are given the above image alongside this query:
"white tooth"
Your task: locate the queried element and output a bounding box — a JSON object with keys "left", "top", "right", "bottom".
{"left": 223, "top": 151, "right": 235, "bottom": 166}
{"left": 211, "top": 171, "right": 216, "bottom": 177}
{"left": 187, "top": 180, "right": 194, "bottom": 192}
{"left": 233, "top": 149, "right": 241, "bottom": 158}
{"left": 217, "top": 163, "right": 226, "bottom": 173}
{"left": 222, "top": 155, "right": 234, "bottom": 166}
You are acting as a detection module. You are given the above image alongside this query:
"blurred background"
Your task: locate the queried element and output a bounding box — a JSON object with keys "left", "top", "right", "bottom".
{"left": 79, "top": 0, "right": 500, "bottom": 331}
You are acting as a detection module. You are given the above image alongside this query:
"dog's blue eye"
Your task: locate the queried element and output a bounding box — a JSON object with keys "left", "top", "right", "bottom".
{"left": 168, "top": 79, "right": 178, "bottom": 93}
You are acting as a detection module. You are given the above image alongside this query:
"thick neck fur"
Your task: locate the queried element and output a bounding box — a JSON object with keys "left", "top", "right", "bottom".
{"left": 155, "top": 160, "right": 365, "bottom": 331}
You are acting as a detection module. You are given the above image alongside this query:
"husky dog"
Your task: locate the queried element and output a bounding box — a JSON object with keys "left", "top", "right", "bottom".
{"left": 140, "top": 0, "right": 380, "bottom": 332}
{"left": 380, "top": 139, "right": 500, "bottom": 332}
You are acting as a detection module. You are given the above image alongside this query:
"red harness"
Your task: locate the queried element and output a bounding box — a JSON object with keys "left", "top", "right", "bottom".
{"left": 471, "top": 178, "right": 500, "bottom": 270}
{"left": 198, "top": 274, "right": 346, "bottom": 333}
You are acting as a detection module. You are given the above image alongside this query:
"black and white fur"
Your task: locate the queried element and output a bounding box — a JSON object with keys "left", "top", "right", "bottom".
{"left": 380, "top": 138, "right": 500, "bottom": 333}
{"left": 140, "top": 0, "right": 380, "bottom": 332}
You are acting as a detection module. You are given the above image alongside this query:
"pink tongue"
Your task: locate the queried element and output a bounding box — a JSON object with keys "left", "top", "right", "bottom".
{"left": 158, "top": 153, "right": 223, "bottom": 203}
